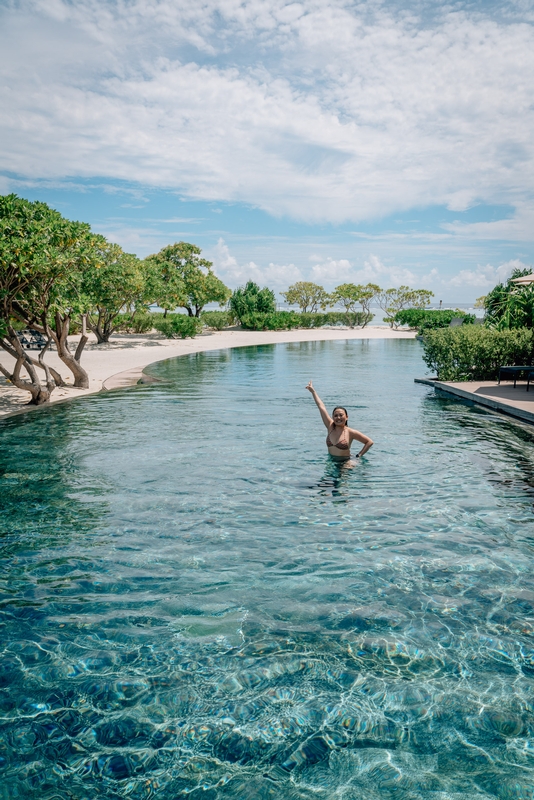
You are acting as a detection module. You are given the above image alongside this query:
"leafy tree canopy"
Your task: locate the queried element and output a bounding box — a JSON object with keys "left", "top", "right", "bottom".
{"left": 281, "top": 281, "right": 331, "bottom": 313}
{"left": 0, "top": 194, "right": 103, "bottom": 396}
{"left": 145, "top": 242, "right": 231, "bottom": 317}
{"left": 0, "top": 194, "right": 95, "bottom": 319}
{"left": 229, "top": 281, "right": 276, "bottom": 321}
{"left": 332, "top": 282, "right": 381, "bottom": 316}
{"left": 329, "top": 283, "right": 381, "bottom": 328}
{"left": 484, "top": 268, "right": 534, "bottom": 330}
{"left": 81, "top": 241, "right": 146, "bottom": 343}
{"left": 377, "top": 286, "right": 434, "bottom": 328}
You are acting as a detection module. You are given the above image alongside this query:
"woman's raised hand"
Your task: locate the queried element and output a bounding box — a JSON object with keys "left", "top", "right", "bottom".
{"left": 305, "top": 380, "right": 314, "bottom": 393}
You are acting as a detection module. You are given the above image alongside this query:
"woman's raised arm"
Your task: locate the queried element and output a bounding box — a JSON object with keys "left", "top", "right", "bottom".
{"left": 306, "top": 381, "right": 332, "bottom": 429}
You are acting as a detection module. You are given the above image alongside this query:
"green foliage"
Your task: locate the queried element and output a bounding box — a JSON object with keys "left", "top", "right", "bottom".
{"left": 229, "top": 281, "right": 276, "bottom": 321}
{"left": 0, "top": 194, "right": 108, "bottom": 391}
{"left": 82, "top": 243, "right": 146, "bottom": 343}
{"left": 331, "top": 283, "right": 380, "bottom": 327}
{"left": 153, "top": 314, "right": 203, "bottom": 339}
{"left": 281, "top": 282, "right": 331, "bottom": 313}
{"left": 240, "top": 311, "right": 300, "bottom": 330}
{"left": 0, "top": 194, "right": 98, "bottom": 326}
{"left": 201, "top": 311, "right": 231, "bottom": 330}
{"left": 484, "top": 269, "right": 534, "bottom": 330}
{"left": 144, "top": 242, "right": 231, "bottom": 316}
{"left": 298, "top": 311, "right": 373, "bottom": 328}
{"left": 377, "top": 286, "right": 434, "bottom": 328}
{"left": 237, "top": 310, "right": 373, "bottom": 330}
{"left": 395, "top": 308, "right": 476, "bottom": 334}
{"left": 114, "top": 311, "right": 158, "bottom": 334}
{"left": 422, "top": 326, "right": 534, "bottom": 381}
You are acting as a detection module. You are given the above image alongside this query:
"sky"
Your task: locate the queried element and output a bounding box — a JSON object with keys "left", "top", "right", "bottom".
{"left": 1, "top": 0, "right": 534, "bottom": 303}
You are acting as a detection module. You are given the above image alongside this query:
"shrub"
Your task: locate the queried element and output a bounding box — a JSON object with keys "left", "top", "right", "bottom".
{"left": 484, "top": 268, "right": 534, "bottom": 329}
{"left": 230, "top": 281, "right": 276, "bottom": 322}
{"left": 201, "top": 310, "right": 231, "bottom": 330}
{"left": 395, "top": 308, "right": 476, "bottom": 335}
{"left": 153, "top": 314, "right": 203, "bottom": 339}
{"left": 328, "top": 311, "right": 373, "bottom": 327}
{"left": 238, "top": 310, "right": 375, "bottom": 330}
{"left": 240, "top": 311, "right": 300, "bottom": 330}
{"left": 422, "top": 326, "right": 534, "bottom": 381}
{"left": 298, "top": 312, "right": 326, "bottom": 328}
{"left": 298, "top": 311, "right": 373, "bottom": 328}
{"left": 114, "top": 311, "right": 158, "bottom": 334}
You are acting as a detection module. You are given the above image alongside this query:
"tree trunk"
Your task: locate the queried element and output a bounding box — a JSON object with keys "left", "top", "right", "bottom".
{"left": 87, "top": 310, "right": 108, "bottom": 344}
{"left": 54, "top": 311, "right": 89, "bottom": 388}
{"left": 93, "top": 326, "right": 109, "bottom": 344}
{"left": 0, "top": 337, "right": 66, "bottom": 386}
{"left": 10, "top": 307, "right": 89, "bottom": 389}
{"left": 0, "top": 329, "right": 55, "bottom": 405}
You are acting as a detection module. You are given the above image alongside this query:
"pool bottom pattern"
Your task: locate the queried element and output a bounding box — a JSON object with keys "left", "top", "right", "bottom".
{"left": 1, "top": 340, "right": 534, "bottom": 798}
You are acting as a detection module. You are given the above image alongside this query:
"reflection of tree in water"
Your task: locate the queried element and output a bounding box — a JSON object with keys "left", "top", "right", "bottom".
{"left": 146, "top": 344, "right": 277, "bottom": 392}
{"left": 0, "top": 401, "right": 110, "bottom": 556}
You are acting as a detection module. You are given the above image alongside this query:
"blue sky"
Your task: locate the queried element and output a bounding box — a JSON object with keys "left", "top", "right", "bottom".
{"left": 1, "top": 0, "right": 534, "bottom": 302}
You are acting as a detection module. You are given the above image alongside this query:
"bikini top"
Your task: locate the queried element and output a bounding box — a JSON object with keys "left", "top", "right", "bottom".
{"left": 326, "top": 424, "right": 350, "bottom": 450}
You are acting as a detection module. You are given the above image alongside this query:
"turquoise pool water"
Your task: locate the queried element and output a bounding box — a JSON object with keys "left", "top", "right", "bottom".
{"left": 1, "top": 338, "right": 534, "bottom": 799}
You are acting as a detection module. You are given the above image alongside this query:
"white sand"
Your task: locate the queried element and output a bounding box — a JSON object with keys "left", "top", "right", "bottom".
{"left": 0, "top": 326, "right": 416, "bottom": 418}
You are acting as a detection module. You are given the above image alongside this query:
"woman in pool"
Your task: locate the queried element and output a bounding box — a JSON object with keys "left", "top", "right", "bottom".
{"left": 306, "top": 381, "right": 373, "bottom": 462}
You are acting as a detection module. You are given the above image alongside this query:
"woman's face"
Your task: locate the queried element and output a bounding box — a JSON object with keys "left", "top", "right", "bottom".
{"left": 333, "top": 409, "right": 348, "bottom": 426}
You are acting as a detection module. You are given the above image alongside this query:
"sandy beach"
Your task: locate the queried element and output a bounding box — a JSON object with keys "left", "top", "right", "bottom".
{"left": 0, "top": 326, "right": 416, "bottom": 419}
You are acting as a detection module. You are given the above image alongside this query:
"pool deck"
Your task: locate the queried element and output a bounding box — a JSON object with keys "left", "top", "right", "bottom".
{"left": 0, "top": 326, "right": 417, "bottom": 419}
{"left": 415, "top": 376, "right": 534, "bottom": 425}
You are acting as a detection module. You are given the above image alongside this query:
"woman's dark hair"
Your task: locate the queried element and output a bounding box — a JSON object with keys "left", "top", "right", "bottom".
{"left": 332, "top": 406, "right": 348, "bottom": 425}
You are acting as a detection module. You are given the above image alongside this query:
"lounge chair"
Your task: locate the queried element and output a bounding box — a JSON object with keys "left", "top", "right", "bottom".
{"left": 27, "top": 330, "right": 49, "bottom": 349}
{"left": 15, "top": 329, "right": 49, "bottom": 350}
{"left": 15, "top": 330, "right": 32, "bottom": 348}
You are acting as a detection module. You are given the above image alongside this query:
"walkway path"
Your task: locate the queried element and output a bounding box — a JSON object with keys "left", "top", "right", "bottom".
{"left": 0, "top": 326, "right": 416, "bottom": 419}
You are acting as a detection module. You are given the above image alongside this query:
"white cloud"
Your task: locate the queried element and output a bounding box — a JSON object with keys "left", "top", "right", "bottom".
{"left": 310, "top": 253, "right": 418, "bottom": 288}
{"left": 1, "top": 0, "right": 534, "bottom": 226}
{"left": 211, "top": 238, "right": 303, "bottom": 289}
{"left": 447, "top": 259, "right": 530, "bottom": 288}
{"left": 310, "top": 258, "right": 353, "bottom": 283}
{"left": 441, "top": 205, "right": 534, "bottom": 242}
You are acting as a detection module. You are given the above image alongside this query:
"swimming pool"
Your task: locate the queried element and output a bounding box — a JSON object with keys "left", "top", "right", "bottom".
{"left": 1, "top": 338, "right": 534, "bottom": 799}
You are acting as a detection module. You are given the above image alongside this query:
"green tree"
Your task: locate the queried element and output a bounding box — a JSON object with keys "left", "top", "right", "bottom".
{"left": 281, "top": 281, "right": 331, "bottom": 313}
{"left": 331, "top": 283, "right": 381, "bottom": 327}
{"left": 145, "top": 242, "right": 230, "bottom": 317}
{"left": 229, "top": 281, "right": 276, "bottom": 322}
{"left": 82, "top": 243, "right": 146, "bottom": 344}
{"left": 377, "top": 286, "right": 434, "bottom": 329}
{"left": 0, "top": 194, "right": 99, "bottom": 402}
{"left": 484, "top": 269, "right": 534, "bottom": 330}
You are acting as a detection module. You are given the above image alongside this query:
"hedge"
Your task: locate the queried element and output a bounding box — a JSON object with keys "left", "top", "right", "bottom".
{"left": 299, "top": 311, "right": 372, "bottom": 328}
{"left": 395, "top": 308, "right": 476, "bottom": 334}
{"left": 201, "top": 311, "right": 231, "bottom": 330}
{"left": 153, "top": 315, "right": 203, "bottom": 339}
{"left": 114, "top": 311, "right": 159, "bottom": 334}
{"left": 422, "top": 326, "right": 534, "bottom": 381}
{"left": 238, "top": 310, "right": 373, "bottom": 331}
{"left": 239, "top": 311, "right": 300, "bottom": 330}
